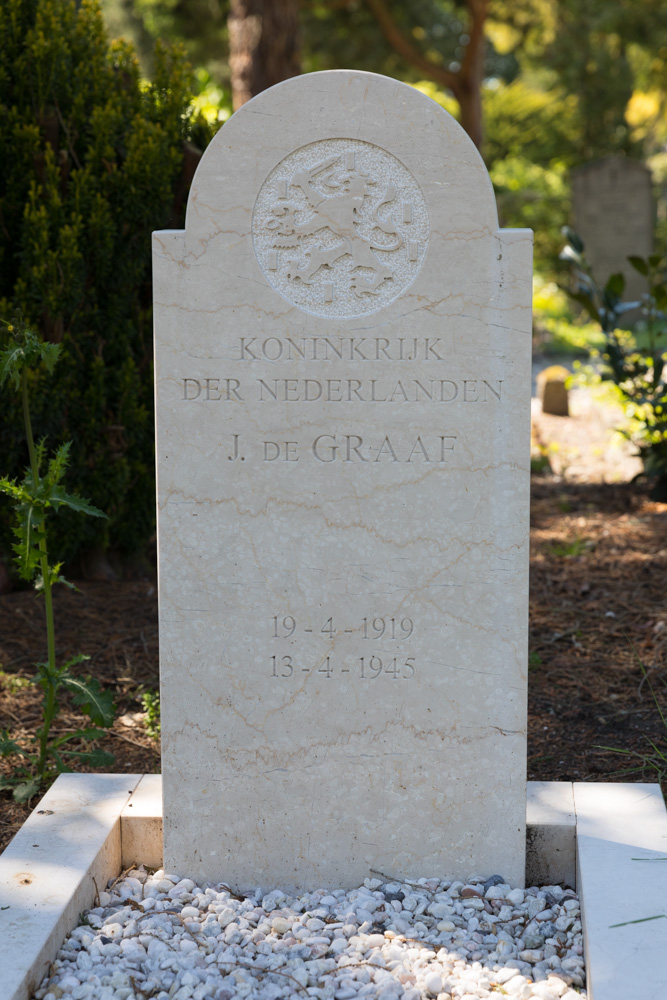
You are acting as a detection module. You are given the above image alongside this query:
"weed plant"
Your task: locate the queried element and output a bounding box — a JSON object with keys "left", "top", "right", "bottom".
{"left": 0, "top": 317, "right": 115, "bottom": 802}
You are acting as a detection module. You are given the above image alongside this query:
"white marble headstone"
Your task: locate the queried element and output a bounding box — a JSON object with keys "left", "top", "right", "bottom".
{"left": 153, "top": 70, "right": 532, "bottom": 890}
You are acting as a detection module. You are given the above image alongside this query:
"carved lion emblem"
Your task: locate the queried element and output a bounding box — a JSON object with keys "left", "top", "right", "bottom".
{"left": 253, "top": 139, "right": 429, "bottom": 319}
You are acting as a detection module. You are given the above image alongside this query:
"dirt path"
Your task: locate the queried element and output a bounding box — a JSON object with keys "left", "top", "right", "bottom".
{"left": 531, "top": 374, "right": 643, "bottom": 483}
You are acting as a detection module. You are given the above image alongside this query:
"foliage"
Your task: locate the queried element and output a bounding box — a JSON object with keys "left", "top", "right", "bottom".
{"left": 191, "top": 67, "right": 233, "bottom": 125}
{"left": 114, "top": 0, "right": 230, "bottom": 84}
{"left": 490, "top": 156, "right": 570, "bottom": 272}
{"left": 410, "top": 79, "right": 459, "bottom": 118}
{"left": 122, "top": 1, "right": 514, "bottom": 94}
{"left": 115, "top": 1, "right": 518, "bottom": 146}
{"left": 0, "top": 317, "right": 115, "bottom": 802}
{"left": 532, "top": 275, "right": 604, "bottom": 356}
{"left": 560, "top": 228, "right": 667, "bottom": 497}
{"left": 0, "top": 0, "right": 213, "bottom": 566}
{"left": 483, "top": 79, "right": 579, "bottom": 168}
{"left": 140, "top": 688, "right": 161, "bottom": 739}
{"left": 489, "top": 0, "right": 667, "bottom": 162}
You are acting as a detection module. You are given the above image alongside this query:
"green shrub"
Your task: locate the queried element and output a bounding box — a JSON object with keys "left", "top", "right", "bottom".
{"left": 490, "top": 155, "right": 571, "bottom": 273}
{"left": 0, "top": 0, "right": 212, "bottom": 568}
{"left": 561, "top": 228, "right": 667, "bottom": 498}
{"left": 483, "top": 80, "right": 580, "bottom": 170}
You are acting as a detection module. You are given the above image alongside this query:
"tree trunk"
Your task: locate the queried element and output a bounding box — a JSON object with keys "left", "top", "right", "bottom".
{"left": 454, "top": 0, "right": 486, "bottom": 151}
{"left": 228, "top": 0, "right": 300, "bottom": 111}
{"left": 455, "top": 80, "right": 483, "bottom": 152}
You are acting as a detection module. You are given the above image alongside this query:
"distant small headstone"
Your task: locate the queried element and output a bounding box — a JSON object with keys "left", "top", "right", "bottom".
{"left": 153, "top": 70, "right": 533, "bottom": 890}
{"left": 572, "top": 157, "right": 653, "bottom": 301}
{"left": 538, "top": 365, "right": 570, "bottom": 417}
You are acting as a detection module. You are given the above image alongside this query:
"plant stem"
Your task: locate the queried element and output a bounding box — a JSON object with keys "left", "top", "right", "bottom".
{"left": 22, "top": 369, "right": 57, "bottom": 776}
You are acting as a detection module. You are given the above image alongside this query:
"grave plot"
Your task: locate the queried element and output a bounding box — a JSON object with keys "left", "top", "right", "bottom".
{"left": 2, "top": 69, "right": 667, "bottom": 1000}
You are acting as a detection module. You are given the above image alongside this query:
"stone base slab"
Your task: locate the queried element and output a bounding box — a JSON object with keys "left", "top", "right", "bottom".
{"left": 1, "top": 776, "right": 665, "bottom": 1000}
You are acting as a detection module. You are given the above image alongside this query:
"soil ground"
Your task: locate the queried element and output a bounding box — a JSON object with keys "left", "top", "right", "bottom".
{"left": 1, "top": 384, "right": 666, "bottom": 854}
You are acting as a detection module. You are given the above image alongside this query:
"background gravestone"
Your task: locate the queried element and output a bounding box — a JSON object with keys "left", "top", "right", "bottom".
{"left": 572, "top": 157, "right": 654, "bottom": 301}
{"left": 153, "top": 70, "right": 533, "bottom": 890}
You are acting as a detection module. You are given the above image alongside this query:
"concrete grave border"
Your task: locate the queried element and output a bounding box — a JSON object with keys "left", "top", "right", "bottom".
{"left": 1, "top": 776, "right": 666, "bottom": 1000}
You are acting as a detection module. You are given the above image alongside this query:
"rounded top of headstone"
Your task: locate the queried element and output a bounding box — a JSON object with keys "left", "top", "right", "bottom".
{"left": 184, "top": 70, "right": 499, "bottom": 321}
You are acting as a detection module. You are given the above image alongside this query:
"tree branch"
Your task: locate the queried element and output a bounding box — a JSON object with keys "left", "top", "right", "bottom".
{"left": 365, "top": 0, "right": 461, "bottom": 94}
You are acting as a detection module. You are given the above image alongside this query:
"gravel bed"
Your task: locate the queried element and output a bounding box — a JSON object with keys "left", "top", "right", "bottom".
{"left": 34, "top": 869, "right": 587, "bottom": 1000}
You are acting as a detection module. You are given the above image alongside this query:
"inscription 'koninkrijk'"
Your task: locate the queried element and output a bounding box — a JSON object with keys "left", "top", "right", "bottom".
{"left": 252, "top": 139, "right": 429, "bottom": 319}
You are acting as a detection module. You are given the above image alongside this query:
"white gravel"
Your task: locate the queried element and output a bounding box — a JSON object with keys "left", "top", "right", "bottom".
{"left": 34, "top": 869, "right": 587, "bottom": 1000}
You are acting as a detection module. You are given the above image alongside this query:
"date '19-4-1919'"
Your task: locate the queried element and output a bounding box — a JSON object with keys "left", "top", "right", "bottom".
{"left": 271, "top": 615, "right": 414, "bottom": 639}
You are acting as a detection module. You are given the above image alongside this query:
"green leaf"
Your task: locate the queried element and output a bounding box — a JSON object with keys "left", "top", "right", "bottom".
{"left": 60, "top": 748, "right": 115, "bottom": 767}
{"left": 61, "top": 675, "right": 115, "bottom": 728}
{"left": 559, "top": 245, "right": 583, "bottom": 265}
{"left": 0, "top": 345, "right": 26, "bottom": 389}
{"left": 44, "top": 442, "right": 71, "bottom": 488}
{"left": 0, "top": 324, "right": 61, "bottom": 388}
{"left": 37, "top": 562, "right": 70, "bottom": 591}
{"left": 561, "top": 226, "right": 584, "bottom": 254}
{"left": 40, "top": 342, "right": 61, "bottom": 374}
{"left": 605, "top": 272, "right": 625, "bottom": 299}
{"left": 0, "top": 731, "right": 27, "bottom": 758}
{"left": 12, "top": 779, "right": 42, "bottom": 803}
{"left": 51, "top": 727, "right": 107, "bottom": 748}
{"left": 62, "top": 654, "right": 90, "bottom": 670}
{"left": 628, "top": 256, "right": 650, "bottom": 276}
{"left": 563, "top": 289, "right": 601, "bottom": 324}
{"left": 0, "top": 477, "right": 31, "bottom": 502}
{"left": 48, "top": 488, "right": 107, "bottom": 518}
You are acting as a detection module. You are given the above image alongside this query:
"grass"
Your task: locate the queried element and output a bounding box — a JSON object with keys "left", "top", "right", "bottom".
{"left": 547, "top": 535, "right": 594, "bottom": 558}
{"left": 594, "top": 645, "right": 667, "bottom": 782}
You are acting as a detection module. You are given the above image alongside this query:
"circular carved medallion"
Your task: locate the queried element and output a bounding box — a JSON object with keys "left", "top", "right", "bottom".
{"left": 252, "top": 139, "right": 429, "bottom": 319}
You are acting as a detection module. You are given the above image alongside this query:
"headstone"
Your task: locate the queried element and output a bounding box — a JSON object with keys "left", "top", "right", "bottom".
{"left": 572, "top": 157, "right": 653, "bottom": 301}
{"left": 538, "top": 365, "right": 570, "bottom": 417}
{"left": 153, "top": 70, "right": 533, "bottom": 890}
